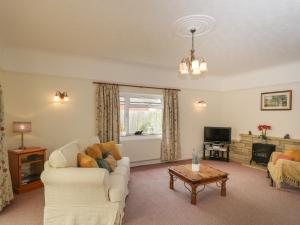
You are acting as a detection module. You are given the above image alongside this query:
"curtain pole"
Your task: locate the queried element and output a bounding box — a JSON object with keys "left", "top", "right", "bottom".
{"left": 92, "top": 82, "right": 181, "bottom": 92}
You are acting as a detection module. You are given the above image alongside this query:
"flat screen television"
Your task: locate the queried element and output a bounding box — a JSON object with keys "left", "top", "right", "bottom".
{"left": 204, "top": 127, "right": 231, "bottom": 144}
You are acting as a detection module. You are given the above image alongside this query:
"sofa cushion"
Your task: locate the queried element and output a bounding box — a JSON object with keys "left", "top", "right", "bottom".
{"left": 78, "top": 153, "right": 99, "bottom": 168}
{"left": 77, "top": 136, "right": 101, "bottom": 152}
{"left": 86, "top": 144, "right": 103, "bottom": 159}
{"left": 284, "top": 149, "right": 300, "bottom": 162}
{"left": 105, "top": 155, "right": 117, "bottom": 171}
{"left": 273, "top": 153, "right": 294, "bottom": 165}
{"left": 108, "top": 175, "right": 126, "bottom": 202}
{"left": 96, "top": 158, "right": 113, "bottom": 172}
{"left": 99, "top": 141, "right": 122, "bottom": 160}
{"left": 49, "top": 141, "right": 80, "bottom": 168}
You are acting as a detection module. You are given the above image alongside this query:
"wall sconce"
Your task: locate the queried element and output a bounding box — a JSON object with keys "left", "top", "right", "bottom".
{"left": 53, "top": 91, "right": 69, "bottom": 103}
{"left": 197, "top": 100, "right": 207, "bottom": 108}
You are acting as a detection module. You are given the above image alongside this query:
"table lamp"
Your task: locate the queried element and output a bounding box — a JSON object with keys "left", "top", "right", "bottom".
{"left": 13, "top": 121, "right": 32, "bottom": 149}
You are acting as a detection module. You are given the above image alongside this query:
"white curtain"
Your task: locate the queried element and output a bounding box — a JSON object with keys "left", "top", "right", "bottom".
{"left": 161, "top": 89, "right": 181, "bottom": 161}
{"left": 96, "top": 84, "right": 120, "bottom": 143}
{"left": 0, "top": 83, "right": 13, "bottom": 211}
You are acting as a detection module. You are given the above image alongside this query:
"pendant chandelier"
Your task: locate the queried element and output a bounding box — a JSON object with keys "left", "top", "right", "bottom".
{"left": 179, "top": 28, "right": 208, "bottom": 78}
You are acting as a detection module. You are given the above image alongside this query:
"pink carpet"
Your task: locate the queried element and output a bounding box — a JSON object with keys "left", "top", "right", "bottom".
{"left": 1, "top": 160, "right": 299, "bottom": 225}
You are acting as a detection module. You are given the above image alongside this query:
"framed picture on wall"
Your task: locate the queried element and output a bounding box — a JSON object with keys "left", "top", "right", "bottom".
{"left": 261, "top": 90, "right": 292, "bottom": 111}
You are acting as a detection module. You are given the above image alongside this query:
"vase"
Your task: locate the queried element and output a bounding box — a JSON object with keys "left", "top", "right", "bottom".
{"left": 192, "top": 163, "right": 200, "bottom": 172}
{"left": 260, "top": 138, "right": 267, "bottom": 144}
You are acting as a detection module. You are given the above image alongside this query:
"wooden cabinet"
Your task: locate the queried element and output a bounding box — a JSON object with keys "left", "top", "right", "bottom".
{"left": 8, "top": 147, "right": 47, "bottom": 193}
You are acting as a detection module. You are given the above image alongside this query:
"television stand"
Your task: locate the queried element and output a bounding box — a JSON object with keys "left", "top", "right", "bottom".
{"left": 203, "top": 142, "right": 230, "bottom": 162}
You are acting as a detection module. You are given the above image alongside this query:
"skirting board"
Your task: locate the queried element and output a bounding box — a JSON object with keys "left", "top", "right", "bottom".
{"left": 130, "top": 156, "right": 192, "bottom": 167}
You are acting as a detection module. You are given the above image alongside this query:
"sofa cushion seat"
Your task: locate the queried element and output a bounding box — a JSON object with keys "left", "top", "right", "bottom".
{"left": 108, "top": 175, "right": 126, "bottom": 203}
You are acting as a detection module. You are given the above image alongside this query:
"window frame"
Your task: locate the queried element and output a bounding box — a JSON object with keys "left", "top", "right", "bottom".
{"left": 120, "top": 93, "right": 163, "bottom": 137}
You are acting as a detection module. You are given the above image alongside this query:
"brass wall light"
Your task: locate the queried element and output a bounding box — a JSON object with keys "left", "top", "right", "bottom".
{"left": 195, "top": 100, "right": 207, "bottom": 111}
{"left": 53, "top": 91, "right": 69, "bottom": 103}
{"left": 196, "top": 100, "right": 207, "bottom": 108}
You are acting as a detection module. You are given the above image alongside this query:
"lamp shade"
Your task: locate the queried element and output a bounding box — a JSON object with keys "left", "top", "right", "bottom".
{"left": 13, "top": 122, "right": 32, "bottom": 133}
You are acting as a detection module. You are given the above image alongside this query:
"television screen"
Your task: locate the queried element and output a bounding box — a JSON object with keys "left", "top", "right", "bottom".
{"left": 204, "top": 127, "right": 231, "bottom": 143}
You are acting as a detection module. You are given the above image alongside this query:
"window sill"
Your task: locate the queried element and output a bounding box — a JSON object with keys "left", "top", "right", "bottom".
{"left": 120, "top": 135, "right": 162, "bottom": 141}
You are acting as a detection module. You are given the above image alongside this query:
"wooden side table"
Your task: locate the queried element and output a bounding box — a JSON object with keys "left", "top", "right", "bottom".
{"left": 8, "top": 147, "right": 47, "bottom": 193}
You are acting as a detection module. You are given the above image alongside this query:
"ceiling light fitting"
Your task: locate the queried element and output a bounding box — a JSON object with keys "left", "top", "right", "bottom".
{"left": 179, "top": 29, "right": 207, "bottom": 79}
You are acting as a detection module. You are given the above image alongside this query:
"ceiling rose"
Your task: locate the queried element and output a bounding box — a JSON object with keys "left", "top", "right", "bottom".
{"left": 173, "top": 14, "right": 216, "bottom": 38}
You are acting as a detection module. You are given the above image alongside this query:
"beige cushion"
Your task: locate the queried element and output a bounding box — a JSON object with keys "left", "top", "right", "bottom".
{"left": 108, "top": 175, "right": 126, "bottom": 202}
{"left": 77, "top": 136, "right": 101, "bottom": 152}
{"left": 49, "top": 141, "right": 80, "bottom": 168}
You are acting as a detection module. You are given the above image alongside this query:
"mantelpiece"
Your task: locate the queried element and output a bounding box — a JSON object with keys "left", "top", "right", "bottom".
{"left": 230, "top": 134, "right": 300, "bottom": 164}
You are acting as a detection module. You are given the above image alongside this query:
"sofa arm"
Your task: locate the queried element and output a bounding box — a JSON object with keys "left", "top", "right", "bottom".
{"left": 41, "top": 166, "right": 111, "bottom": 207}
{"left": 41, "top": 167, "right": 109, "bottom": 186}
{"left": 269, "top": 151, "right": 283, "bottom": 164}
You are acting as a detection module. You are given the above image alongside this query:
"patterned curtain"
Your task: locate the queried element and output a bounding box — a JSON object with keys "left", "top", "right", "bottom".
{"left": 0, "top": 84, "right": 13, "bottom": 211}
{"left": 161, "top": 89, "right": 181, "bottom": 161}
{"left": 96, "top": 84, "right": 120, "bottom": 143}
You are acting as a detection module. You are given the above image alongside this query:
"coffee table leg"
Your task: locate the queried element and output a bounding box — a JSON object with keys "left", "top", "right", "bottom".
{"left": 169, "top": 173, "right": 174, "bottom": 190}
{"left": 191, "top": 185, "right": 197, "bottom": 205}
{"left": 221, "top": 179, "right": 227, "bottom": 196}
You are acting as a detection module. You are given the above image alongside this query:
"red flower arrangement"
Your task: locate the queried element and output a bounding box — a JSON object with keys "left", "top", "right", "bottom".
{"left": 257, "top": 124, "right": 272, "bottom": 140}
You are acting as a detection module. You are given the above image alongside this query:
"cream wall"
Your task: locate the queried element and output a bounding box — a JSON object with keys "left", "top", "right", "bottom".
{"left": 0, "top": 71, "right": 96, "bottom": 154}
{"left": 0, "top": 71, "right": 221, "bottom": 161}
{"left": 1, "top": 70, "right": 299, "bottom": 163}
{"left": 179, "top": 89, "right": 222, "bottom": 158}
{"left": 220, "top": 82, "right": 300, "bottom": 140}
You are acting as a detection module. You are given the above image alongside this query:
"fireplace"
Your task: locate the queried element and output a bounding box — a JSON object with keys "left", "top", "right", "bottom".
{"left": 250, "top": 143, "right": 276, "bottom": 165}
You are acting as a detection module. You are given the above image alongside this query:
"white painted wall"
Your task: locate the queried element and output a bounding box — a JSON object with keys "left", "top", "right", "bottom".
{"left": 0, "top": 71, "right": 220, "bottom": 162}
{"left": 1, "top": 68, "right": 299, "bottom": 163}
{"left": 220, "top": 82, "right": 300, "bottom": 140}
{"left": 179, "top": 89, "right": 222, "bottom": 159}
{"left": 0, "top": 71, "right": 96, "bottom": 154}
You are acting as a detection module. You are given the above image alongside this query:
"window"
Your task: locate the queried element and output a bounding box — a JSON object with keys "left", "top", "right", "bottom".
{"left": 120, "top": 93, "right": 163, "bottom": 136}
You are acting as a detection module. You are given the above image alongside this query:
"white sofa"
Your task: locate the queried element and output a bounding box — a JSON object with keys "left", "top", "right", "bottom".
{"left": 41, "top": 137, "right": 130, "bottom": 225}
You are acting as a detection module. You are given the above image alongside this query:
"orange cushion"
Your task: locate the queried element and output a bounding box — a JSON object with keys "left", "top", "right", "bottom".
{"left": 78, "top": 153, "right": 98, "bottom": 168}
{"left": 273, "top": 153, "right": 294, "bottom": 165}
{"left": 284, "top": 149, "right": 300, "bottom": 162}
{"left": 99, "top": 141, "right": 122, "bottom": 160}
{"left": 86, "top": 144, "right": 103, "bottom": 159}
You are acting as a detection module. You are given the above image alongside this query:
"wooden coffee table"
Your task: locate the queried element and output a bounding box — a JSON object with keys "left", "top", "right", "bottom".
{"left": 168, "top": 164, "right": 228, "bottom": 205}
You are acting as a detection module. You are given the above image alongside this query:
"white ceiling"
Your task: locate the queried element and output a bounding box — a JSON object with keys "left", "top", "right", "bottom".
{"left": 0, "top": 0, "right": 300, "bottom": 77}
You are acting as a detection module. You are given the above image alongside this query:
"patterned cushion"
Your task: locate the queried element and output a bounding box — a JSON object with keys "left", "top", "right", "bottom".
{"left": 105, "top": 155, "right": 117, "bottom": 171}
{"left": 96, "top": 158, "right": 113, "bottom": 172}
